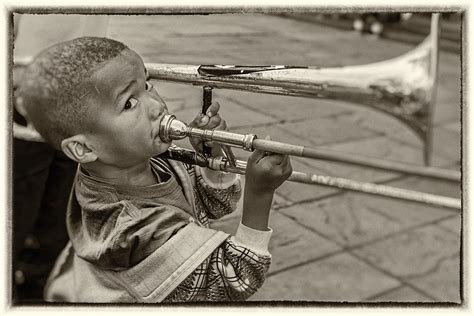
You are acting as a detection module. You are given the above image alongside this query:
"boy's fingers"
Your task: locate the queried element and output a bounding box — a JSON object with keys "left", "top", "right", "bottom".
{"left": 249, "top": 148, "right": 267, "bottom": 163}
{"left": 206, "top": 113, "right": 222, "bottom": 128}
{"left": 264, "top": 153, "right": 285, "bottom": 165}
{"left": 189, "top": 113, "right": 208, "bottom": 127}
{"left": 206, "top": 101, "right": 220, "bottom": 116}
{"left": 192, "top": 109, "right": 223, "bottom": 129}
{"left": 200, "top": 114, "right": 210, "bottom": 125}
{"left": 248, "top": 135, "right": 274, "bottom": 163}
{"left": 277, "top": 154, "right": 289, "bottom": 167}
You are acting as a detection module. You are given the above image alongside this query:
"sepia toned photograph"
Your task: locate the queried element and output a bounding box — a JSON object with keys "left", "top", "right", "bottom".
{"left": 7, "top": 5, "right": 464, "bottom": 310}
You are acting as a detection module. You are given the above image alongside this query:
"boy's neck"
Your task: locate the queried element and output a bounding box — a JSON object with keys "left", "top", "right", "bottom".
{"left": 82, "top": 160, "right": 158, "bottom": 186}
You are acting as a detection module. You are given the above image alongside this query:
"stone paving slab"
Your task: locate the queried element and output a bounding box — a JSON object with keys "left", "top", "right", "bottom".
{"left": 433, "top": 96, "right": 461, "bottom": 126}
{"left": 249, "top": 252, "right": 400, "bottom": 301}
{"left": 330, "top": 103, "right": 416, "bottom": 139}
{"left": 210, "top": 210, "right": 342, "bottom": 275}
{"left": 381, "top": 126, "right": 461, "bottom": 167}
{"left": 278, "top": 192, "right": 453, "bottom": 248}
{"left": 436, "top": 215, "right": 462, "bottom": 236}
{"left": 335, "top": 105, "right": 461, "bottom": 167}
{"left": 366, "top": 285, "right": 435, "bottom": 302}
{"left": 230, "top": 118, "right": 377, "bottom": 153}
{"left": 215, "top": 89, "right": 354, "bottom": 123}
{"left": 433, "top": 51, "right": 462, "bottom": 125}
{"left": 430, "top": 127, "right": 461, "bottom": 166}
{"left": 276, "top": 115, "right": 381, "bottom": 147}
{"left": 442, "top": 121, "right": 462, "bottom": 134}
{"left": 265, "top": 211, "right": 341, "bottom": 274}
{"left": 352, "top": 225, "right": 461, "bottom": 302}
{"left": 407, "top": 252, "right": 461, "bottom": 303}
{"left": 321, "top": 135, "right": 451, "bottom": 169}
{"left": 109, "top": 14, "right": 414, "bottom": 66}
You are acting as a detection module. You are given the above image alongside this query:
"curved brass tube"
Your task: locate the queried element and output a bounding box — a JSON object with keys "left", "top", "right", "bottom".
{"left": 147, "top": 14, "right": 440, "bottom": 165}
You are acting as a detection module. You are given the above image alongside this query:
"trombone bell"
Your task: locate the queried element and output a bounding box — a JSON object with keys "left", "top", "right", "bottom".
{"left": 146, "top": 14, "right": 441, "bottom": 165}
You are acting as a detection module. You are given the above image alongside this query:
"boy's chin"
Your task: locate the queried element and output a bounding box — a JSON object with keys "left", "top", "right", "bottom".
{"left": 153, "top": 143, "right": 172, "bottom": 156}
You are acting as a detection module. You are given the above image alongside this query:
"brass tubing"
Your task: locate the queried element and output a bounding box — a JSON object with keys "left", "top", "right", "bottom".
{"left": 210, "top": 157, "right": 461, "bottom": 210}
{"left": 251, "top": 139, "right": 460, "bottom": 182}
{"left": 290, "top": 173, "right": 460, "bottom": 210}
{"left": 186, "top": 127, "right": 256, "bottom": 151}
{"left": 160, "top": 115, "right": 460, "bottom": 182}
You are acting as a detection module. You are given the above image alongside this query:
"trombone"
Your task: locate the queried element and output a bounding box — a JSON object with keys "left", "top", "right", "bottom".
{"left": 13, "top": 13, "right": 461, "bottom": 210}
{"left": 158, "top": 116, "right": 461, "bottom": 210}
{"left": 146, "top": 14, "right": 441, "bottom": 166}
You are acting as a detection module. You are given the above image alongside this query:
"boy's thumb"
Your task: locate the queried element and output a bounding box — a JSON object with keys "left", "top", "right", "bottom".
{"left": 249, "top": 148, "right": 266, "bottom": 163}
{"left": 249, "top": 135, "right": 271, "bottom": 162}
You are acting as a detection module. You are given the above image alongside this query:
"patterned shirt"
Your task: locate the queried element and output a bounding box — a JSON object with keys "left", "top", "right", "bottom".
{"left": 45, "top": 157, "right": 273, "bottom": 303}
{"left": 164, "top": 162, "right": 272, "bottom": 302}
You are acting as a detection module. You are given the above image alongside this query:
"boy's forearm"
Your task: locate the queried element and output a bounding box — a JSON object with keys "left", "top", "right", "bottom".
{"left": 242, "top": 187, "right": 274, "bottom": 231}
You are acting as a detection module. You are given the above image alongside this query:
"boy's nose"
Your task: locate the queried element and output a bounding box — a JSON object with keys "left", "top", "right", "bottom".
{"left": 148, "top": 99, "right": 165, "bottom": 121}
{"left": 149, "top": 106, "right": 161, "bottom": 121}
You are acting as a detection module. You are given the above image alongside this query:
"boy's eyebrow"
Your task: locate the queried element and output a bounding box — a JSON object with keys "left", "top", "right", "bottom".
{"left": 115, "top": 80, "right": 136, "bottom": 103}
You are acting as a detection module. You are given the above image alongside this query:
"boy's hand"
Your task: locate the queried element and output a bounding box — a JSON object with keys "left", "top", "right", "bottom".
{"left": 245, "top": 136, "right": 293, "bottom": 194}
{"left": 242, "top": 136, "right": 292, "bottom": 231}
{"left": 188, "top": 101, "right": 227, "bottom": 157}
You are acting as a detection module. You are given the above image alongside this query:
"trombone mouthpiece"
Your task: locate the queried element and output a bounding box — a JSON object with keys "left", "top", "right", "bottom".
{"left": 159, "top": 114, "right": 189, "bottom": 142}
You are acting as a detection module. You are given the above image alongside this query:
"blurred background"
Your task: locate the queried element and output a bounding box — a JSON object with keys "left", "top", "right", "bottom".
{"left": 12, "top": 12, "right": 461, "bottom": 304}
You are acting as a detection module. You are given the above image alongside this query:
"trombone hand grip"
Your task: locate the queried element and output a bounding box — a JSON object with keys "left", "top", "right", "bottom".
{"left": 252, "top": 138, "right": 304, "bottom": 156}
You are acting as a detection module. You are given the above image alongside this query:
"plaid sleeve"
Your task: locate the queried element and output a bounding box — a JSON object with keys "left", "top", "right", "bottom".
{"left": 163, "top": 237, "right": 271, "bottom": 302}
{"left": 193, "top": 167, "right": 242, "bottom": 221}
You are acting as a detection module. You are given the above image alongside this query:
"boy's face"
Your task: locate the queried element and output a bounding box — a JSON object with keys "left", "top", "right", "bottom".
{"left": 83, "top": 49, "right": 170, "bottom": 167}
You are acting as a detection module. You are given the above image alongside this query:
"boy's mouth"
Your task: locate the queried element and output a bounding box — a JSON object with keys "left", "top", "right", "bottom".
{"left": 152, "top": 112, "right": 169, "bottom": 142}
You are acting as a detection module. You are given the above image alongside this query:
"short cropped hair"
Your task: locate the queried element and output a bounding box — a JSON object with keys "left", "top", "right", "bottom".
{"left": 16, "top": 37, "right": 128, "bottom": 149}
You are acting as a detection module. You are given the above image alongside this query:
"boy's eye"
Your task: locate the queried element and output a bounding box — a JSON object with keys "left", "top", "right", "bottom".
{"left": 145, "top": 81, "right": 153, "bottom": 91}
{"left": 124, "top": 97, "right": 138, "bottom": 110}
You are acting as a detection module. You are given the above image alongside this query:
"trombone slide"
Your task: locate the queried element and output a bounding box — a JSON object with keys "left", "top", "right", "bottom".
{"left": 208, "top": 157, "right": 461, "bottom": 210}
{"left": 159, "top": 114, "right": 460, "bottom": 182}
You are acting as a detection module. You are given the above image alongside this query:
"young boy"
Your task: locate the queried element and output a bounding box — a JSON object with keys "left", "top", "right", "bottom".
{"left": 15, "top": 37, "right": 292, "bottom": 302}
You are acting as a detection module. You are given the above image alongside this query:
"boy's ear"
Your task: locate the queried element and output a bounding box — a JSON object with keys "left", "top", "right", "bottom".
{"left": 61, "top": 135, "right": 97, "bottom": 164}
{"left": 15, "top": 96, "right": 28, "bottom": 118}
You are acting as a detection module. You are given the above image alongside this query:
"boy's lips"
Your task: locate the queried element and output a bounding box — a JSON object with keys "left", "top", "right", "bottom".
{"left": 152, "top": 112, "right": 168, "bottom": 141}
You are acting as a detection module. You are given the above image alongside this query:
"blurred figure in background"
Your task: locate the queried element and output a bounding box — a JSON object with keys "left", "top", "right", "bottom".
{"left": 352, "top": 13, "right": 413, "bottom": 36}
{"left": 12, "top": 15, "right": 110, "bottom": 302}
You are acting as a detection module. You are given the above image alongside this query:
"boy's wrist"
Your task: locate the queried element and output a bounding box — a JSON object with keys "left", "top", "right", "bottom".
{"left": 242, "top": 189, "right": 274, "bottom": 231}
{"left": 245, "top": 182, "right": 275, "bottom": 196}
{"left": 241, "top": 217, "right": 270, "bottom": 231}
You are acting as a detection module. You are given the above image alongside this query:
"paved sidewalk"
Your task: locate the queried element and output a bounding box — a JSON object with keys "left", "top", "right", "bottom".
{"left": 107, "top": 13, "right": 462, "bottom": 303}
